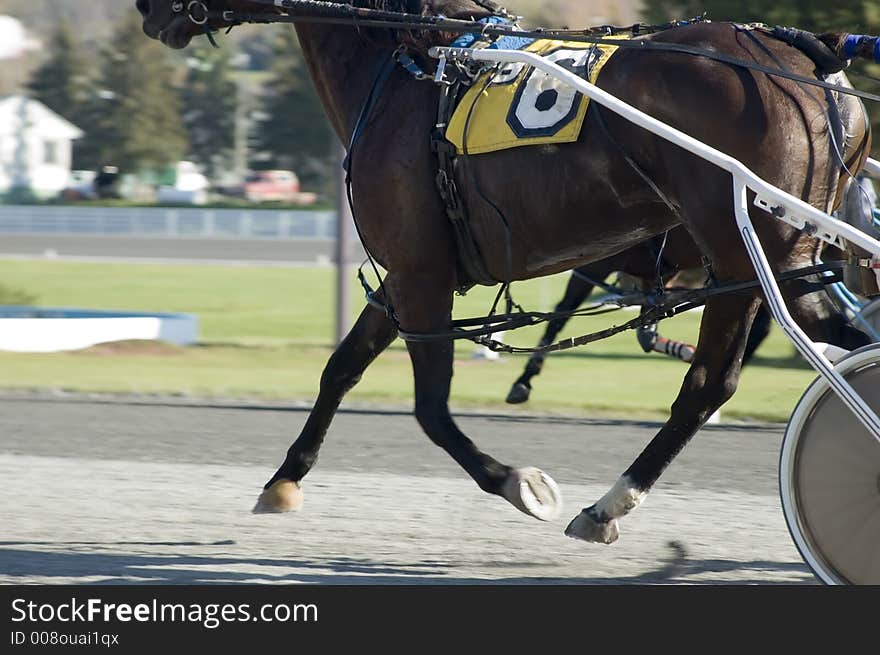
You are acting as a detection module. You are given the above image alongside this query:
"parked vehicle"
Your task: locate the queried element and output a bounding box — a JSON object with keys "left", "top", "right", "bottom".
{"left": 156, "top": 161, "right": 209, "bottom": 205}
{"left": 60, "top": 170, "right": 97, "bottom": 200}
{"left": 93, "top": 166, "right": 121, "bottom": 200}
{"left": 242, "top": 170, "right": 317, "bottom": 205}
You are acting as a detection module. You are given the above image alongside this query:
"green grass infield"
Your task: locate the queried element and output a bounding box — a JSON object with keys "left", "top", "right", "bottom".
{"left": 0, "top": 259, "right": 817, "bottom": 422}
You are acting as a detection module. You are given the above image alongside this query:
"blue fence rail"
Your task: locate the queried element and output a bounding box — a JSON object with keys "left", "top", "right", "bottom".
{"left": 0, "top": 205, "right": 338, "bottom": 239}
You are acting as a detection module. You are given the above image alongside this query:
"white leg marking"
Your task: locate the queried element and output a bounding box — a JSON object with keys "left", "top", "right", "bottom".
{"left": 594, "top": 475, "right": 647, "bottom": 520}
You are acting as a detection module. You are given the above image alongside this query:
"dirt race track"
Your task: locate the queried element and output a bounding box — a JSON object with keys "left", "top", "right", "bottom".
{"left": 0, "top": 393, "right": 816, "bottom": 585}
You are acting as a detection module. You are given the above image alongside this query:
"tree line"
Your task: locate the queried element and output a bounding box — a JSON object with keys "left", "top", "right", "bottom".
{"left": 27, "top": 13, "right": 335, "bottom": 192}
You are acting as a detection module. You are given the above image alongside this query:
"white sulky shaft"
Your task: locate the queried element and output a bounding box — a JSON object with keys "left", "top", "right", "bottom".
{"left": 733, "top": 177, "right": 880, "bottom": 444}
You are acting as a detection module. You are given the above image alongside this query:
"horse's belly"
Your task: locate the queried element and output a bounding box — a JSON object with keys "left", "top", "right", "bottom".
{"left": 459, "top": 132, "right": 679, "bottom": 281}
{"left": 466, "top": 174, "right": 677, "bottom": 280}
{"left": 517, "top": 225, "right": 667, "bottom": 278}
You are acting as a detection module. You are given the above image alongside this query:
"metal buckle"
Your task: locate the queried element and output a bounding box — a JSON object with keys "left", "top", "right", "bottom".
{"left": 850, "top": 256, "right": 880, "bottom": 269}
{"left": 434, "top": 55, "right": 449, "bottom": 84}
{"left": 393, "top": 45, "right": 430, "bottom": 82}
{"left": 187, "top": 1, "right": 209, "bottom": 25}
{"left": 435, "top": 169, "right": 449, "bottom": 191}
{"left": 172, "top": 1, "right": 185, "bottom": 13}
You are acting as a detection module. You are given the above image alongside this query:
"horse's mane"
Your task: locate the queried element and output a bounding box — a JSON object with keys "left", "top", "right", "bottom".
{"left": 353, "top": 0, "right": 494, "bottom": 21}
{"left": 352, "top": 0, "right": 422, "bottom": 11}
{"left": 350, "top": 0, "right": 496, "bottom": 52}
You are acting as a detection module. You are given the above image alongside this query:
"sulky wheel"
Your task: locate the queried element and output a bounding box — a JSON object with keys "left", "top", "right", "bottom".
{"left": 780, "top": 343, "right": 880, "bottom": 584}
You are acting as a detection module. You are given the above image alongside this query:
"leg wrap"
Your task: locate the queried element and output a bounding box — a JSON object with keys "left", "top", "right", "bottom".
{"left": 654, "top": 336, "right": 696, "bottom": 363}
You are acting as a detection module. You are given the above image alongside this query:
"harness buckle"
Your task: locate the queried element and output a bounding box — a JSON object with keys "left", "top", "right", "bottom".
{"left": 393, "top": 46, "right": 431, "bottom": 81}
{"left": 187, "top": 1, "right": 209, "bottom": 26}
{"left": 434, "top": 170, "right": 461, "bottom": 212}
{"left": 849, "top": 255, "right": 880, "bottom": 269}
{"left": 434, "top": 55, "right": 450, "bottom": 85}
{"left": 435, "top": 170, "right": 451, "bottom": 197}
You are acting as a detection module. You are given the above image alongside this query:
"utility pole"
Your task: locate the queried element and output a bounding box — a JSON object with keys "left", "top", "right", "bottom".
{"left": 335, "top": 143, "right": 353, "bottom": 345}
{"left": 232, "top": 80, "right": 249, "bottom": 182}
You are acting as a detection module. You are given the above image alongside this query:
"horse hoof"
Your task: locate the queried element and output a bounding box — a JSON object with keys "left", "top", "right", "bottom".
{"left": 505, "top": 382, "right": 531, "bottom": 404}
{"left": 564, "top": 507, "right": 620, "bottom": 544}
{"left": 252, "top": 479, "right": 303, "bottom": 514}
{"left": 501, "top": 467, "right": 562, "bottom": 521}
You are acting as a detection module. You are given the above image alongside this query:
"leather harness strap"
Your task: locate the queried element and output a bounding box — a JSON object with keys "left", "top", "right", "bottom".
{"left": 431, "top": 72, "right": 498, "bottom": 289}
{"left": 341, "top": 48, "right": 497, "bottom": 294}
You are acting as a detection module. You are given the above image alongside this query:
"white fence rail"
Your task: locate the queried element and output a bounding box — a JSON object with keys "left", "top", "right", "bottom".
{"left": 0, "top": 205, "right": 337, "bottom": 239}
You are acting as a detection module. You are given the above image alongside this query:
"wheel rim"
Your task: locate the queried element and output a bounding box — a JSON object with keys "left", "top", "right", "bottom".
{"left": 781, "top": 346, "right": 880, "bottom": 584}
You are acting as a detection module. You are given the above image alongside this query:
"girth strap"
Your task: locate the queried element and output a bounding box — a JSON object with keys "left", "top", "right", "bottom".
{"left": 432, "top": 76, "right": 498, "bottom": 288}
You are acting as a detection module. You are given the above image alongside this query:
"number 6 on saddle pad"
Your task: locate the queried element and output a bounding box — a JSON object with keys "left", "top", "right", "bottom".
{"left": 445, "top": 38, "right": 626, "bottom": 154}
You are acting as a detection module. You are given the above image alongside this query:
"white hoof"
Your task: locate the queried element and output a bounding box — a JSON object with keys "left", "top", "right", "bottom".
{"left": 565, "top": 508, "right": 620, "bottom": 544}
{"left": 501, "top": 467, "right": 563, "bottom": 521}
{"left": 252, "top": 479, "right": 304, "bottom": 514}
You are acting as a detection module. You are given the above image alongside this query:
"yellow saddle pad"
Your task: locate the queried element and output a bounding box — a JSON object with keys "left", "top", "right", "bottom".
{"left": 446, "top": 38, "right": 623, "bottom": 155}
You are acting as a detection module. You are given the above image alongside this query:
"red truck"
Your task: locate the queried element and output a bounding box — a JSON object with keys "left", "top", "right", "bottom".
{"left": 242, "top": 170, "right": 317, "bottom": 205}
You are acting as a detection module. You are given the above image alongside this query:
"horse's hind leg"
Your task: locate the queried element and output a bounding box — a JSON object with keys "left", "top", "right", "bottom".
{"left": 506, "top": 269, "right": 596, "bottom": 404}
{"left": 565, "top": 292, "right": 761, "bottom": 543}
{"left": 785, "top": 279, "right": 871, "bottom": 352}
{"left": 253, "top": 300, "right": 397, "bottom": 513}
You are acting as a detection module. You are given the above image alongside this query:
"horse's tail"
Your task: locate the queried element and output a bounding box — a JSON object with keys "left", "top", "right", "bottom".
{"left": 816, "top": 32, "right": 880, "bottom": 67}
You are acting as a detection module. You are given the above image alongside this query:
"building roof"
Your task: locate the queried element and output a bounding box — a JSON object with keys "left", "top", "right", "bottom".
{"left": 0, "top": 95, "right": 84, "bottom": 140}
{"left": 0, "top": 16, "right": 41, "bottom": 60}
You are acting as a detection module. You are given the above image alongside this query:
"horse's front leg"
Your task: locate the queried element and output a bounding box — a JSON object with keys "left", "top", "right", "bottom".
{"left": 253, "top": 298, "right": 398, "bottom": 513}
{"left": 399, "top": 275, "right": 563, "bottom": 521}
{"left": 566, "top": 292, "right": 762, "bottom": 543}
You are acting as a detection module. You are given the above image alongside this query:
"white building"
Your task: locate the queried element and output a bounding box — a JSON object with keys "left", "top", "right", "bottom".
{"left": 0, "top": 16, "right": 41, "bottom": 61}
{"left": 0, "top": 95, "right": 84, "bottom": 199}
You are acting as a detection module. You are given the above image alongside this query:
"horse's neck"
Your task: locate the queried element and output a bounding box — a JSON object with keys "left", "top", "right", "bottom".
{"left": 294, "top": 24, "right": 390, "bottom": 144}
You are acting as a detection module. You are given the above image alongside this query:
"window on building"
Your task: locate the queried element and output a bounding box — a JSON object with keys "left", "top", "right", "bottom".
{"left": 44, "top": 141, "right": 58, "bottom": 165}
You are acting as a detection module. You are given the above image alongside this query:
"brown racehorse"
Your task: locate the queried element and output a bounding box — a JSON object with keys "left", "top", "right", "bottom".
{"left": 137, "top": 0, "right": 873, "bottom": 544}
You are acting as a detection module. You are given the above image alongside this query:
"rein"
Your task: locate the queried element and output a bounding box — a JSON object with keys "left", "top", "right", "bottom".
{"left": 185, "top": 0, "right": 880, "bottom": 104}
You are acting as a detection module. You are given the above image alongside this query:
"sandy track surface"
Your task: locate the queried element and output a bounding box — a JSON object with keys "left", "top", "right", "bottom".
{"left": 0, "top": 395, "right": 814, "bottom": 584}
